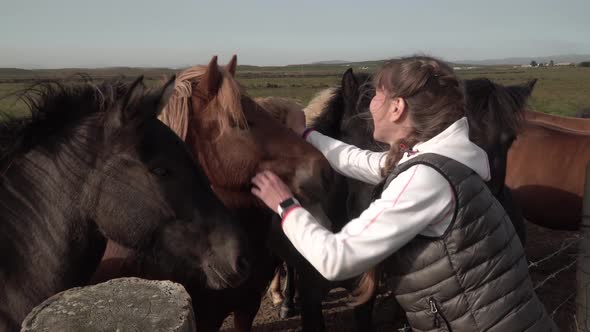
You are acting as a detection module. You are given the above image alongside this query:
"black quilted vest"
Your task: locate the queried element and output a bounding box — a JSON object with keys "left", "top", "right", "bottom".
{"left": 378, "top": 153, "right": 557, "bottom": 332}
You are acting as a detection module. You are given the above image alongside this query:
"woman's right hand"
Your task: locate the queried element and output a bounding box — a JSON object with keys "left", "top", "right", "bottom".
{"left": 285, "top": 108, "right": 307, "bottom": 136}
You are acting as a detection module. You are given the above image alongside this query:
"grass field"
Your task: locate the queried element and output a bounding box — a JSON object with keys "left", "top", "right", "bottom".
{"left": 1, "top": 63, "right": 589, "bottom": 118}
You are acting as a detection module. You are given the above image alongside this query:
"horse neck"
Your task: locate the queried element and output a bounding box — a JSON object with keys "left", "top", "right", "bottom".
{"left": 0, "top": 118, "right": 106, "bottom": 316}
{"left": 5, "top": 133, "right": 100, "bottom": 213}
{"left": 192, "top": 143, "right": 273, "bottom": 244}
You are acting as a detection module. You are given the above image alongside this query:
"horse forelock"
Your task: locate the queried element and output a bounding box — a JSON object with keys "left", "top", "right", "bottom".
{"left": 160, "top": 65, "right": 247, "bottom": 141}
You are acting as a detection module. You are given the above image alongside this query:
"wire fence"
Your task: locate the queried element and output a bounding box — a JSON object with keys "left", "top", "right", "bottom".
{"left": 527, "top": 231, "right": 581, "bottom": 331}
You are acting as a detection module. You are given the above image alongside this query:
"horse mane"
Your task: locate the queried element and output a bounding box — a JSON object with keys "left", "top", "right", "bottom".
{"left": 159, "top": 65, "right": 246, "bottom": 141}
{"left": 464, "top": 78, "right": 526, "bottom": 146}
{"left": 254, "top": 97, "right": 303, "bottom": 126}
{"left": 303, "top": 88, "right": 337, "bottom": 126}
{"left": 0, "top": 80, "right": 128, "bottom": 171}
{"left": 307, "top": 72, "right": 375, "bottom": 142}
{"left": 307, "top": 87, "right": 348, "bottom": 139}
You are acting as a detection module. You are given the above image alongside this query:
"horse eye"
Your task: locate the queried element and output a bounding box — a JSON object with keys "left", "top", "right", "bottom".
{"left": 151, "top": 167, "right": 170, "bottom": 177}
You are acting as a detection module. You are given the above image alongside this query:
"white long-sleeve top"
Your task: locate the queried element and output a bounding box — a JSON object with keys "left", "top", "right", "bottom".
{"left": 282, "top": 117, "right": 490, "bottom": 281}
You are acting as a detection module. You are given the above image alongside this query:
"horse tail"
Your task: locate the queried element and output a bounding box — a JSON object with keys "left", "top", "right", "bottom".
{"left": 347, "top": 267, "right": 378, "bottom": 306}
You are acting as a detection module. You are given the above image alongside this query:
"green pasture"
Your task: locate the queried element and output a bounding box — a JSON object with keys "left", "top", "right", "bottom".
{"left": 1, "top": 64, "right": 589, "bottom": 118}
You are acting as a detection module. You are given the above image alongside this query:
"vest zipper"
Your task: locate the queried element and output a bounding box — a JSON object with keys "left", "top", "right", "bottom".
{"left": 429, "top": 297, "right": 453, "bottom": 331}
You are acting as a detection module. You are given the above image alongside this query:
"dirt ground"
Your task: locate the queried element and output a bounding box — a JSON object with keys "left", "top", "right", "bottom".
{"left": 220, "top": 220, "right": 579, "bottom": 331}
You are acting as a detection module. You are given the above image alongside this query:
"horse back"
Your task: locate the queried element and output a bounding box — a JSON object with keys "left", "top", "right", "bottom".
{"left": 506, "top": 120, "right": 590, "bottom": 230}
{"left": 525, "top": 110, "right": 590, "bottom": 133}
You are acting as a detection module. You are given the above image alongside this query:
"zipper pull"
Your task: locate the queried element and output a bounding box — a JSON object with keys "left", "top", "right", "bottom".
{"left": 430, "top": 298, "right": 438, "bottom": 313}
{"left": 429, "top": 298, "right": 440, "bottom": 328}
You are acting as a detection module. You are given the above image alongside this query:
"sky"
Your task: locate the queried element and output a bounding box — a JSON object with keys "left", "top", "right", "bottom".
{"left": 1, "top": 0, "right": 589, "bottom": 68}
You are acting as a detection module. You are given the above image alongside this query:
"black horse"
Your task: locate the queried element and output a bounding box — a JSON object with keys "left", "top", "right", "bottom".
{"left": 278, "top": 68, "right": 535, "bottom": 331}
{"left": 0, "top": 77, "right": 251, "bottom": 331}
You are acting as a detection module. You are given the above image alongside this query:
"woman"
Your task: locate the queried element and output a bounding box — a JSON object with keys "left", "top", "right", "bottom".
{"left": 252, "top": 56, "right": 556, "bottom": 331}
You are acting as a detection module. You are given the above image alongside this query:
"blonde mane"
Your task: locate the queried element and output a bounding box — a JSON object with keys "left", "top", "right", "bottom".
{"left": 254, "top": 97, "right": 303, "bottom": 126}
{"left": 303, "top": 87, "right": 337, "bottom": 126}
{"left": 159, "top": 65, "right": 246, "bottom": 141}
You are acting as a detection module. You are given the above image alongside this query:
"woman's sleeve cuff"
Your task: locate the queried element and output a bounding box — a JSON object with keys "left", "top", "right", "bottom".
{"left": 302, "top": 128, "right": 315, "bottom": 140}
{"left": 280, "top": 205, "right": 302, "bottom": 228}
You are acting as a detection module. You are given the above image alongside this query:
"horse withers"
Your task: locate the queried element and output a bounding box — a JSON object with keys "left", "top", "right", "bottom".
{"left": 0, "top": 77, "right": 251, "bottom": 331}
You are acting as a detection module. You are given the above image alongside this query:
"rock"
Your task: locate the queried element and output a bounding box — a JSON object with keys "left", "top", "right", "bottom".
{"left": 21, "top": 277, "right": 195, "bottom": 332}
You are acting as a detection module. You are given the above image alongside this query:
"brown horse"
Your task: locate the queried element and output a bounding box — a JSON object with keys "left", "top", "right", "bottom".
{"left": 506, "top": 110, "right": 590, "bottom": 230}
{"left": 92, "top": 55, "right": 334, "bottom": 331}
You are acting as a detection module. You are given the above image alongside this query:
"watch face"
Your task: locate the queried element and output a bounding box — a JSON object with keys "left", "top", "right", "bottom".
{"left": 280, "top": 198, "right": 295, "bottom": 209}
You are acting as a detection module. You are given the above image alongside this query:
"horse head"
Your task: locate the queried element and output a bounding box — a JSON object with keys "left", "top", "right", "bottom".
{"left": 163, "top": 55, "right": 334, "bottom": 209}
{"left": 87, "top": 77, "right": 251, "bottom": 289}
{"left": 464, "top": 78, "right": 536, "bottom": 196}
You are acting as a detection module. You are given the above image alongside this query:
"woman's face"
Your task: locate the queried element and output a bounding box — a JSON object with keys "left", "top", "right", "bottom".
{"left": 369, "top": 88, "right": 393, "bottom": 143}
{"left": 369, "top": 88, "right": 410, "bottom": 144}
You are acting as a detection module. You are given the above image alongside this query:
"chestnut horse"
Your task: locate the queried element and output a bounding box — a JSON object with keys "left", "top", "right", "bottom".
{"left": 506, "top": 110, "right": 590, "bottom": 230}
{"left": 94, "top": 55, "right": 334, "bottom": 331}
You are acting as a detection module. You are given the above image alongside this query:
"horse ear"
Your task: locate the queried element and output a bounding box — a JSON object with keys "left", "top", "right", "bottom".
{"left": 155, "top": 75, "right": 176, "bottom": 115}
{"left": 105, "top": 76, "right": 145, "bottom": 136}
{"left": 226, "top": 54, "right": 238, "bottom": 77}
{"left": 123, "top": 75, "right": 146, "bottom": 112}
{"left": 342, "top": 68, "right": 359, "bottom": 100}
{"left": 525, "top": 79, "right": 537, "bottom": 95}
{"left": 507, "top": 79, "right": 537, "bottom": 110}
{"left": 198, "top": 56, "right": 223, "bottom": 99}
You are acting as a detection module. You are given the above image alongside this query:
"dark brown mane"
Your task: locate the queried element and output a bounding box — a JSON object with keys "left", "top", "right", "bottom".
{"left": 463, "top": 78, "right": 532, "bottom": 148}
{"left": 0, "top": 79, "right": 129, "bottom": 171}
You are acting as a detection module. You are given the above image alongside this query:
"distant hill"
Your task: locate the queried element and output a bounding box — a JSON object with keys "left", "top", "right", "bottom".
{"left": 456, "top": 54, "right": 590, "bottom": 66}
{"left": 0, "top": 67, "right": 176, "bottom": 81}
{"left": 311, "top": 60, "right": 350, "bottom": 65}
{"left": 302, "top": 58, "right": 475, "bottom": 69}
{"left": 3, "top": 54, "right": 589, "bottom": 76}
{"left": 0, "top": 68, "right": 33, "bottom": 76}
{"left": 304, "top": 55, "right": 590, "bottom": 67}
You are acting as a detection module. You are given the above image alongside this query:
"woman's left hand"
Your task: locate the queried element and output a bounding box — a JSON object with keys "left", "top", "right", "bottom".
{"left": 251, "top": 171, "right": 294, "bottom": 213}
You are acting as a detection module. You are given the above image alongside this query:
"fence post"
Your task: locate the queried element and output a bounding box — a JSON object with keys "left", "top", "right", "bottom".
{"left": 576, "top": 161, "right": 590, "bottom": 330}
